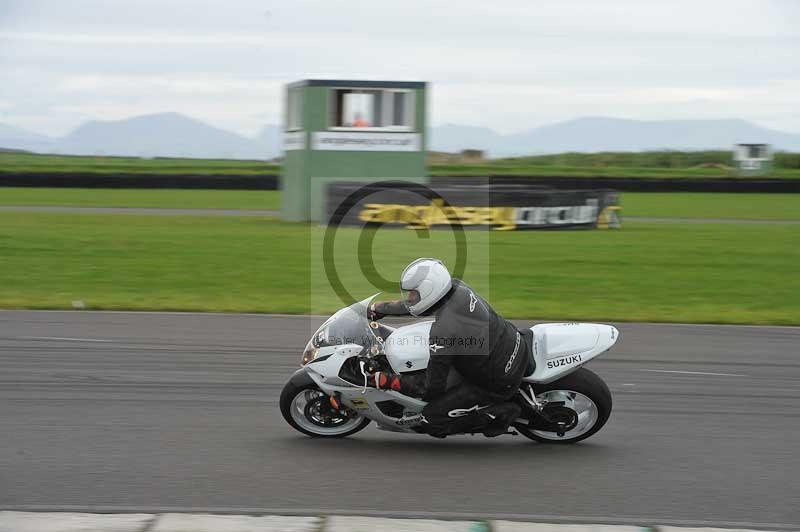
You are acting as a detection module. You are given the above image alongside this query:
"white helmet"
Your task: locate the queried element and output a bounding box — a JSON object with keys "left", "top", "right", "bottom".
{"left": 400, "top": 258, "right": 452, "bottom": 316}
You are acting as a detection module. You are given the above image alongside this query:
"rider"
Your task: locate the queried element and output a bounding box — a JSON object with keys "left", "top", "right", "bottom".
{"left": 368, "top": 258, "right": 532, "bottom": 438}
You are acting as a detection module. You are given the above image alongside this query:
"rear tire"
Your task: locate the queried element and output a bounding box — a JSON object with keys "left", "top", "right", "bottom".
{"left": 516, "top": 368, "right": 612, "bottom": 444}
{"left": 280, "top": 380, "right": 370, "bottom": 438}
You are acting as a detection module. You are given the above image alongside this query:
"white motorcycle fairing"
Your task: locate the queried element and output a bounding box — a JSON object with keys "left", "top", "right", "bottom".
{"left": 384, "top": 320, "right": 433, "bottom": 373}
{"left": 524, "top": 323, "right": 619, "bottom": 384}
{"left": 303, "top": 343, "right": 427, "bottom": 433}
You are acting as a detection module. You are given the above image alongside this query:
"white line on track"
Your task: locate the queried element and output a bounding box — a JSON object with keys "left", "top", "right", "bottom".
{"left": 637, "top": 369, "right": 747, "bottom": 377}
{"left": 2, "top": 309, "right": 799, "bottom": 330}
{"left": 1, "top": 506, "right": 797, "bottom": 530}
{"left": 16, "top": 336, "right": 113, "bottom": 343}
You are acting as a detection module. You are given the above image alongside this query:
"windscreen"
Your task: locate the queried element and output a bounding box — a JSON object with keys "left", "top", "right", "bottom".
{"left": 303, "top": 294, "right": 381, "bottom": 364}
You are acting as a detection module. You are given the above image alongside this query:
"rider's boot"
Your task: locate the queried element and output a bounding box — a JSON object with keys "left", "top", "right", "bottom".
{"left": 414, "top": 410, "right": 488, "bottom": 439}
{"left": 482, "top": 402, "right": 522, "bottom": 437}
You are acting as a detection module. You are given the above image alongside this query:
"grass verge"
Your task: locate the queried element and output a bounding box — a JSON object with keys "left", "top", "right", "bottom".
{"left": 0, "top": 153, "right": 278, "bottom": 175}
{"left": 3, "top": 152, "right": 800, "bottom": 178}
{"left": 0, "top": 188, "right": 280, "bottom": 210}
{"left": 0, "top": 213, "right": 797, "bottom": 325}
{"left": 620, "top": 193, "right": 800, "bottom": 220}
{"left": 1, "top": 189, "right": 797, "bottom": 221}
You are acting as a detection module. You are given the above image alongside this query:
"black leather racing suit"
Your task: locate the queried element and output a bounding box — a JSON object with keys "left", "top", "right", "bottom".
{"left": 373, "top": 279, "right": 532, "bottom": 436}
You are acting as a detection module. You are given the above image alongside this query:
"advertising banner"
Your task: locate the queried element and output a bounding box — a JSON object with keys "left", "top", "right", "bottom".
{"left": 326, "top": 182, "right": 620, "bottom": 230}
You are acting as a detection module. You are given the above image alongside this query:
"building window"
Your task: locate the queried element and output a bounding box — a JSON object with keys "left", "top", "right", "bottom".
{"left": 330, "top": 89, "right": 414, "bottom": 130}
{"left": 747, "top": 145, "right": 767, "bottom": 159}
{"left": 386, "top": 90, "right": 413, "bottom": 128}
{"left": 286, "top": 88, "right": 302, "bottom": 131}
{"left": 346, "top": 92, "right": 374, "bottom": 127}
{"left": 333, "top": 90, "right": 380, "bottom": 127}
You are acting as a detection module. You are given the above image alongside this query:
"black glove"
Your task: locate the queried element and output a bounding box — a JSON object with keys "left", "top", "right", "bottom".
{"left": 368, "top": 303, "right": 386, "bottom": 321}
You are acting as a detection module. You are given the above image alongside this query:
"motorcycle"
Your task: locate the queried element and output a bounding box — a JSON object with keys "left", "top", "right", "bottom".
{"left": 280, "top": 294, "right": 618, "bottom": 443}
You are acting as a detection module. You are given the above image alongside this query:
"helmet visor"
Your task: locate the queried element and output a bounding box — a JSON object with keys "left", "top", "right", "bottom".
{"left": 401, "top": 289, "right": 421, "bottom": 310}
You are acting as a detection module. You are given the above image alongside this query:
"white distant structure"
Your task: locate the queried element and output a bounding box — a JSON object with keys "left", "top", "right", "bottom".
{"left": 733, "top": 143, "right": 772, "bottom": 176}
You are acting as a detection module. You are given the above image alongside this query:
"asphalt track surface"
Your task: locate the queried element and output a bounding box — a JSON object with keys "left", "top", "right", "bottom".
{"left": 1, "top": 311, "right": 799, "bottom": 529}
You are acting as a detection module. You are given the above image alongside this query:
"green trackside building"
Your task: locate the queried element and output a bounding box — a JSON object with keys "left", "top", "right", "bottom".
{"left": 281, "top": 79, "right": 429, "bottom": 222}
{"left": 733, "top": 143, "right": 773, "bottom": 177}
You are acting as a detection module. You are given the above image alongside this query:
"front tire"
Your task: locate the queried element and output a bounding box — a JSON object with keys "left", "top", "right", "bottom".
{"left": 280, "top": 380, "right": 370, "bottom": 438}
{"left": 516, "top": 368, "right": 612, "bottom": 444}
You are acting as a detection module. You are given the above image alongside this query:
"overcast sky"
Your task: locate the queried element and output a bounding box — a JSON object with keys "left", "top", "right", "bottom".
{"left": 1, "top": 0, "right": 798, "bottom": 137}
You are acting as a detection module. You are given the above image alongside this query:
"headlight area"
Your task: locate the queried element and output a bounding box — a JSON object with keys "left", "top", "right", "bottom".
{"left": 301, "top": 339, "right": 319, "bottom": 366}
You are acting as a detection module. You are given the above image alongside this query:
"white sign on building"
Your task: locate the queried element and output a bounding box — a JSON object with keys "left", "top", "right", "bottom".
{"left": 283, "top": 131, "right": 306, "bottom": 151}
{"left": 312, "top": 132, "right": 421, "bottom": 152}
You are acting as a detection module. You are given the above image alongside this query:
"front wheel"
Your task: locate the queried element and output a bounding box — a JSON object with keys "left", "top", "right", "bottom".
{"left": 515, "top": 368, "right": 612, "bottom": 444}
{"left": 280, "top": 380, "right": 370, "bottom": 438}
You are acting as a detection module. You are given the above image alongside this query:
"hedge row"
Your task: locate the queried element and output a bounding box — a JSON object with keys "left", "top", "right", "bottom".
{"left": 2, "top": 172, "right": 799, "bottom": 192}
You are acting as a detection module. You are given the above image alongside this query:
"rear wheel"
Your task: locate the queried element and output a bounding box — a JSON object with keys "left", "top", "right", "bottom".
{"left": 280, "top": 380, "right": 370, "bottom": 438}
{"left": 515, "top": 368, "right": 612, "bottom": 444}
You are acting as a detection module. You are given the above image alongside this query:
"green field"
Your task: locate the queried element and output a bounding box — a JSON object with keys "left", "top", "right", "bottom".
{"left": 0, "top": 152, "right": 278, "bottom": 175}
{"left": 463, "top": 150, "right": 800, "bottom": 170}
{"left": 620, "top": 193, "right": 800, "bottom": 220}
{"left": 431, "top": 150, "right": 800, "bottom": 178}
{"left": 3, "top": 151, "right": 800, "bottom": 178}
{"left": 1, "top": 212, "right": 797, "bottom": 324}
{"left": 430, "top": 164, "right": 739, "bottom": 178}
{"left": 0, "top": 187, "right": 280, "bottom": 210}
{"left": 1, "top": 188, "right": 798, "bottom": 221}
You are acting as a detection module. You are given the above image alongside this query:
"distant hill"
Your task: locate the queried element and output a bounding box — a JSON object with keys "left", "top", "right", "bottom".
{"left": 57, "top": 113, "right": 272, "bottom": 160}
{"left": 431, "top": 117, "right": 800, "bottom": 156}
{"left": 2, "top": 114, "right": 799, "bottom": 159}
{"left": 252, "top": 125, "right": 282, "bottom": 160}
{"left": 0, "top": 123, "right": 55, "bottom": 154}
{"left": 429, "top": 124, "right": 506, "bottom": 154}
{"left": 0, "top": 113, "right": 280, "bottom": 160}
